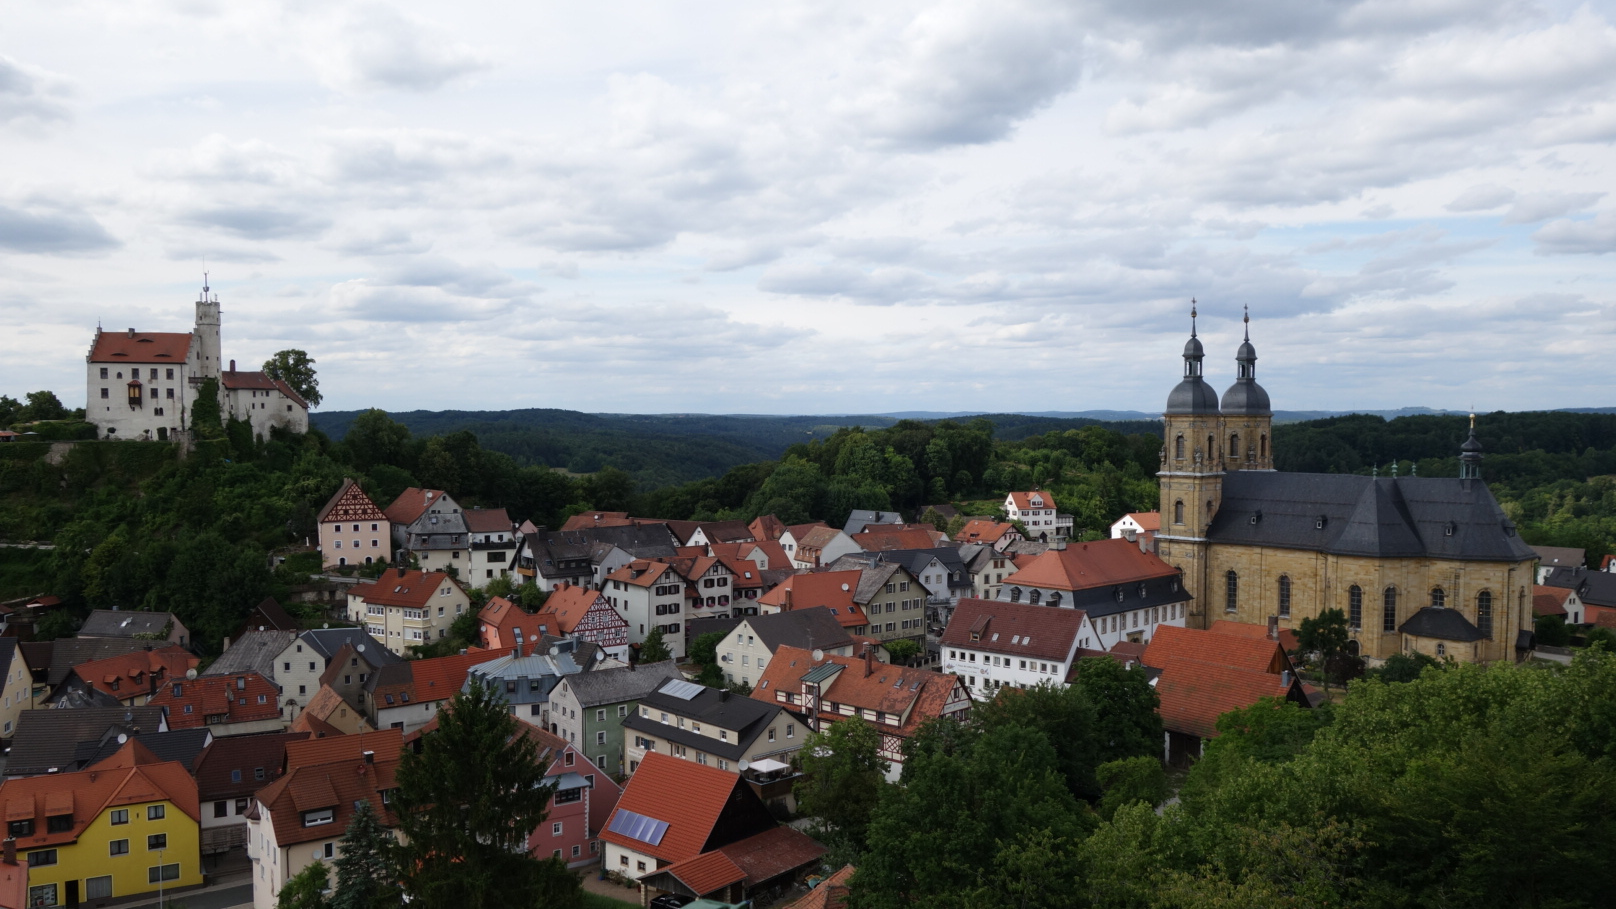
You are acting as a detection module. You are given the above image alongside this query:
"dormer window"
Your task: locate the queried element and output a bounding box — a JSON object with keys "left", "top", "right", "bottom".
{"left": 303, "top": 808, "right": 334, "bottom": 827}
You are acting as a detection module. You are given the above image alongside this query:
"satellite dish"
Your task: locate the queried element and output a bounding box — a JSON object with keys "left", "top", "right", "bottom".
{"left": 312, "top": 849, "right": 323, "bottom": 860}
{"left": 357, "top": 644, "right": 365, "bottom": 653}
{"left": 185, "top": 669, "right": 198, "bottom": 680}
{"left": 323, "top": 623, "right": 330, "bottom": 629}
{"left": 117, "top": 733, "right": 128, "bottom": 744}
{"left": 840, "top": 583, "right": 849, "bottom": 591}
{"left": 738, "top": 760, "right": 749, "bottom": 771}
{"left": 811, "top": 649, "right": 824, "bottom": 661}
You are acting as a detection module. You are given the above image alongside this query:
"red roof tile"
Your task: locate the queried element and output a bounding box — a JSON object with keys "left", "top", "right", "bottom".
{"left": 940, "top": 598, "right": 1087, "bottom": 662}
{"left": 352, "top": 570, "right": 461, "bottom": 609}
{"left": 0, "top": 740, "right": 200, "bottom": 853}
{"left": 87, "top": 330, "right": 193, "bottom": 363}
{"left": 1533, "top": 585, "right": 1572, "bottom": 617}
{"left": 1206, "top": 619, "right": 1301, "bottom": 654}
{"left": 758, "top": 573, "right": 866, "bottom": 629}
{"left": 783, "top": 864, "right": 855, "bottom": 909}
{"left": 1007, "top": 491, "right": 1057, "bottom": 511}
{"left": 753, "top": 646, "right": 966, "bottom": 739}
{"left": 599, "top": 751, "right": 743, "bottom": 864}
{"left": 1141, "top": 624, "right": 1290, "bottom": 675}
{"left": 147, "top": 673, "right": 280, "bottom": 729}
{"left": 1155, "top": 659, "right": 1301, "bottom": 739}
{"left": 540, "top": 584, "right": 628, "bottom": 636}
{"left": 463, "top": 508, "right": 514, "bottom": 534}
{"left": 715, "top": 825, "right": 827, "bottom": 885}
{"left": 851, "top": 528, "right": 941, "bottom": 552}
{"left": 1004, "top": 538, "right": 1179, "bottom": 592}
{"left": 1123, "top": 512, "right": 1161, "bottom": 531}
{"left": 749, "top": 515, "right": 788, "bottom": 542}
{"left": 560, "top": 512, "right": 633, "bottom": 531}
{"left": 69, "top": 645, "right": 199, "bottom": 701}
{"left": 383, "top": 488, "right": 450, "bottom": 526}
{"left": 657, "top": 849, "right": 747, "bottom": 895}
{"left": 954, "top": 520, "right": 1015, "bottom": 544}
{"left": 318, "top": 479, "right": 387, "bottom": 524}
{"left": 191, "top": 731, "right": 308, "bottom": 800}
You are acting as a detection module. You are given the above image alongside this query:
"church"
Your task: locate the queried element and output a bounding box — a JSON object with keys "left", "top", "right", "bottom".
{"left": 1155, "top": 305, "right": 1536, "bottom": 664}
{"left": 85, "top": 280, "right": 309, "bottom": 442}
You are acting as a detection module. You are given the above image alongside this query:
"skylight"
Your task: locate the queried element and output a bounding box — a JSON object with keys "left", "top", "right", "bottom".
{"left": 608, "top": 809, "right": 669, "bottom": 846}
{"left": 661, "top": 679, "right": 706, "bottom": 700}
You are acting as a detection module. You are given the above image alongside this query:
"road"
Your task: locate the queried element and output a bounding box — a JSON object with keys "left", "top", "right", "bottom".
{"left": 120, "top": 883, "right": 252, "bottom": 909}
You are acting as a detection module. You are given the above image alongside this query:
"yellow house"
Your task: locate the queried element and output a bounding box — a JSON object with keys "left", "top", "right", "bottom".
{"left": 0, "top": 738, "right": 202, "bottom": 907}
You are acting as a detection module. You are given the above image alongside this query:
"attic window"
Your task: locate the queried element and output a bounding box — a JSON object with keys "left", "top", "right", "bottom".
{"left": 1445, "top": 522, "right": 1456, "bottom": 537}
{"left": 1249, "top": 511, "right": 1262, "bottom": 525}
{"left": 990, "top": 633, "right": 999, "bottom": 641}
{"left": 1114, "top": 588, "right": 1124, "bottom": 603}
{"left": 303, "top": 808, "right": 334, "bottom": 827}
{"left": 1316, "top": 516, "right": 1328, "bottom": 530}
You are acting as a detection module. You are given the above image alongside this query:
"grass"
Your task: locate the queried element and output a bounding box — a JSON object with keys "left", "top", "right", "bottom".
{"left": 580, "top": 892, "right": 640, "bottom": 909}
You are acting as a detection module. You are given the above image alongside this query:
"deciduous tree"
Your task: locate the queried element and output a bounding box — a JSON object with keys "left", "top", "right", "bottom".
{"left": 795, "top": 719, "right": 889, "bottom": 860}
{"left": 263, "top": 349, "right": 323, "bottom": 407}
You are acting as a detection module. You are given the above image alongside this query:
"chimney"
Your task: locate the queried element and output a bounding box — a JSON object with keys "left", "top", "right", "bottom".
{"left": 719, "top": 689, "right": 730, "bottom": 701}
{"left": 3, "top": 838, "right": 14, "bottom": 866}
{"left": 1280, "top": 670, "right": 1292, "bottom": 689}
{"left": 1122, "top": 528, "right": 1136, "bottom": 543}
{"left": 362, "top": 750, "right": 375, "bottom": 764}
{"left": 1267, "top": 616, "right": 1279, "bottom": 640}
{"left": 1138, "top": 534, "right": 1148, "bottom": 554}
{"left": 229, "top": 359, "right": 236, "bottom": 372}
{"left": 784, "top": 586, "right": 793, "bottom": 610}
{"left": 127, "top": 328, "right": 136, "bottom": 338}
{"left": 863, "top": 642, "right": 874, "bottom": 678}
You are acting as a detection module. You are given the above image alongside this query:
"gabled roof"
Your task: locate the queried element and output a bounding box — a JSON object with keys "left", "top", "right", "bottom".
{"left": 191, "top": 731, "right": 309, "bottom": 800}
{"left": 757, "top": 573, "right": 867, "bottom": 629}
{"left": 0, "top": 740, "right": 200, "bottom": 852}
{"left": 753, "top": 646, "right": 963, "bottom": 739}
{"left": 540, "top": 584, "right": 628, "bottom": 635}
{"left": 1120, "top": 512, "right": 1160, "bottom": 531}
{"left": 74, "top": 729, "right": 214, "bottom": 773}
{"left": 557, "top": 661, "right": 684, "bottom": 708}
{"left": 317, "top": 478, "right": 387, "bottom": 524}
{"left": 783, "top": 863, "right": 855, "bottom": 909}
{"left": 351, "top": 569, "right": 460, "bottom": 609}
{"left": 1007, "top": 491, "right": 1056, "bottom": 511}
{"left": 1531, "top": 545, "right": 1586, "bottom": 570}
{"left": 221, "top": 369, "right": 308, "bottom": 411}
{"left": 954, "top": 520, "right": 1015, "bottom": 544}
{"left": 560, "top": 512, "right": 633, "bottom": 531}
{"left": 67, "top": 645, "right": 199, "bottom": 701}
{"left": 1155, "top": 659, "right": 1305, "bottom": 739}
{"left": 1004, "top": 539, "right": 1179, "bottom": 592}
{"left": 479, "top": 596, "right": 551, "bottom": 652}
{"left": 88, "top": 330, "right": 194, "bottom": 363}
{"left": 737, "top": 608, "right": 854, "bottom": 655}
{"left": 842, "top": 510, "right": 905, "bottom": 536}
{"left": 749, "top": 514, "right": 788, "bottom": 542}
{"left": 383, "top": 488, "right": 451, "bottom": 527}
{"left": 1141, "top": 624, "right": 1290, "bottom": 675}
{"left": 255, "top": 730, "right": 402, "bottom": 847}
{"left": 241, "top": 596, "right": 299, "bottom": 633}
{"left": 606, "top": 560, "right": 678, "bottom": 589}
{"left": 79, "top": 609, "right": 179, "bottom": 639}
{"left": 626, "top": 680, "right": 798, "bottom": 761}
{"left": 941, "top": 598, "right": 1087, "bottom": 662}
{"left": 283, "top": 728, "right": 404, "bottom": 771}
{"left": 299, "top": 628, "right": 400, "bottom": 665}
{"left": 794, "top": 526, "right": 848, "bottom": 553}
{"left": 1542, "top": 566, "right": 1616, "bottom": 608}
{"left": 1532, "top": 585, "right": 1572, "bottom": 617}
{"left": 7, "top": 706, "right": 167, "bottom": 776}
{"left": 463, "top": 507, "right": 514, "bottom": 534}
{"left": 148, "top": 672, "right": 282, "bottom": 729}
{"left": 302, "top": 684, "right": 368, "bottom": 730}
{"left": 599, "top": 752, "right": 762, "bottom": 864}
{"left": 656, "top": 849, "right": 747, "bottom": 896}
{"left": 1206, "top": 620, "right": 1300, "bottom": 654}
{"left": 692, "top": 521, "right": 755, "bottom": 545}
{"left": 203, "top": 630, "right": 298, "bottom": 679}
{"left": 740, "top": 540, "right": 793, "bottom": 571}
{"left": 851, "top": 528, "right": 941, "bottom": 552}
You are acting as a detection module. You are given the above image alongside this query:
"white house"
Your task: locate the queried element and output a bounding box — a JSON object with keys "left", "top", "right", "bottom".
{"left": 602, "top": 560, "right": 688, "bottom": 656}
{"left": 85, "top": 283, "right": 222, "bottom": 442}
{"left": 221, "top": 360, "right": 310, "bottom": 440}
{"left": 346, "top": 567, "right": 471, "bottom": 656}
{"left": 940, "top": 598, "right": 1099, "bottom": 698}
{"left": 1004, "top": 491, "right": 1072, "bottom": 540}
{"left": 996, "top": 539, "right": 1193, "bottom": 649}
{"left": 1110, "top": 512, "right": 1161, "bottom": 547}
{"left": 713, "top": 607, "right": 856, "bottom": 688}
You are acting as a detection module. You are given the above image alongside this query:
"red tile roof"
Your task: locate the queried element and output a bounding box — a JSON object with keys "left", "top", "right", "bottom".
{"left": 754, "top": 646, "right": 966, "bottom": 740}
{"left": 352, "top": 569, "right": 460, "bottom": 609}
{"left": 954, "top": 520, "right": 1015, "bottom": 544}
{"left": 0, "top": 740, "right": 200, "bottom": 852}
{"left": 148, "top": 672, "right": 281, "bottom": 729}
{"left": 254, "top": 730, "right": 402, "bottom": 847}
{"left": 463, "top": 508, "right": 514, "bottom": 534}
{"left": 715, "top": 825, "right": 827, "bottom": 886}
{"left": 69, "top": 645, "right": 199, "bottom": 701}
{"left": 1141, "top": 624, "right": 1291, "bottom": 675}
{"left": 1533, "top": 585, "right": 1572, "bottom": 617}
{"left": 1206, "top": 619, "right": 1301, "bottom": 654}
{"left": 749, "top": 515, "right": 788, "bottom": 542}
{"left": 757, "top": 573, "right": 867, "bottom": 629}
{"left": 783, "top": 864, "right": 855, "bottom": 909}
{"left": 383, "top": 488, "right": 450, "bottom": 526}
{"left": 540, "top": 584, "right": 627, "bottom": 635}
{"left": 851, "top": 528, "right": 942, "bottom": 552}
{"left": 1007, "top": 491, "right": 1057, "bottom": 511}
{"left": 658, "top": 849, "right": 747, "bottom": 896}
{"left": 1123, "top": 512, "right": 1161, "bottom": 532}
{"left": 318, "top": 479, "right": 388, "bottom": 524}
{"left": 560, "top": 512, "right": 633, "bottom": 531}
{"left": 1004, "top": 538, "right": 1178, "bottom": 592}
{"left": 605, "top": 560, "right": 677, "bottom": 589}
{"left": 940, "top": 598, "right": 1087, "bottom": 662}
{"left": 478, "top": 596, "right": 553, "bottom": 652}
{"left": 378, "top": 651, "right": 495, "bottom": 706}
{"left": 87, "top": 330, "right": 194, "bottom": 363}
{"left": 1155, "top": 659, "right": 1302, "bottom": 739}
{"left": 599, "top": 751, "right": 743, "bottom": 863}
{"left": 284, "top": 728, "right": 404, "bottom": 771}
{"left": 741, "top": 540, "right": 793, "bottom": 571}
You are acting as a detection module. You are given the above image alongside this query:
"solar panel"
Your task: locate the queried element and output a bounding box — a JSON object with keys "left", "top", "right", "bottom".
{"left": 660, "top": 679, "right": 706, "bottom": 701}
{"left": 609, "top": 809, "right": 669, "bottom": 846}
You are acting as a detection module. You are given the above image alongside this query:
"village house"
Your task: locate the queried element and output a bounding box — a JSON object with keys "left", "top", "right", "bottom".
{"left": 1004, "top": 491, "right": 1073, "bottom": 540}
{"left": 549, "top": 661, "right": 684, "bottom": 774}
{"left": 953, "top": 519, "right": 1021, "bottom": 551}
{"left": 940, "top": 598, "right": 1102, "bottom": 699}
{"left": 0, "top": 739, "right": 204, "bottom": 907}
{"left": 316, "top": 478, "right": 391, "bottom": 569}
{"left": 668, "top": 520, "right": 756, "bottom": 548}
{"left": 841, "top": 510, "right": 906, "bottom": 535}
{"left": 191, "top": 731, "right": 307, "bottom": 856}
{"left": 847, "top": 562, "right": 929, "bottom": 645}
{"left": 0, "top": 639, "right": 31, "bottom": 737}
{"left": 670, "top": 553, "right": 742, "bottom": 621}
{"left": 753, "top": 644, "right": 970, "bottom": 781}
{"left": 784, "top": 525, "right": 861, "bottom": 570}
{"left": 714, "top": 608, "right": 857, "bottom": 688}
{"left": 384, "top": 488, "right": 470, "bottom": 575}
{"left": 1110, "top": 511, "right": 1161, "bottom": 548}
{"left": 220, "top": 360, "right": 310, "bottom": 440}
{"left": 538, "top": 584, "right": 633, "bottom": 662}
{"left": 519, "top": 724, "right": 623, "bottom": 868}
{"left": 997, "top": 538, "right": 1194, "bottom": 649}
{"left": 623, "top": 678, "right": 806, "bottom": 775}
{"left": 4, "top": 706, "right": 168, "bottom": 779}
{"left": 1141, "top": 623, "right": 1308, "bottom": 766}
{"left": 600, "top": 752, "right": 825, "bottom": 904}
{"left": 268, "top": 628, "right": 398, "bottom": 722}
{"left": 246, "top": 730, "right": 403, "bottom": 909}
{"left": 84, "top": 284, "right": 222, "bottom": 442}
{"left": 203, "top": 631, "right": 298, "bottom": 713}
{"left": 1532, "top": 545, "right": 1587, "bottom": 583}
{"left": 347, "top": 567, "right": 471, "bottom": 656}
{"left": 50, "top": 644, "right": 199, "bottom": 708}
{"left": 465, "top": 506, "right": 519, "bottom": 583}
{"left": 1542, "top": 566, "right": 1616, "bottom": 627}
{"left": 959, "top": 544, "right": 1014, "bottom": 602}
{"left": 1533, "top": 585, "right": 1584, "bottom": 625}
{"left": 604, "top": 559, "right": 689, "bottom": 656}
{"left": 757, "top": 571, "right": 872, "bottom": 638}
{"left": 78, "top": 609, "right": 191, "bottom": 649}
{"left": 292, "top": 684, "right": 373, "bottom": 736}
{"left": 362, "top": 650, "right": 493, "bottom": 733}
{"left": 147, "top": 673, "right": 284, "bottom": 736}
{"left": 850, "top": 527, "right": 946, "bottom": 552}
{"left": 463, "top": 640, "right": 601, "bottom": 730}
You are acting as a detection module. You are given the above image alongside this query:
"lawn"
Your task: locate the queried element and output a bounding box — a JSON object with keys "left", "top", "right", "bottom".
{"left": 580, "top": 890, "right": 640, "bottom": 909}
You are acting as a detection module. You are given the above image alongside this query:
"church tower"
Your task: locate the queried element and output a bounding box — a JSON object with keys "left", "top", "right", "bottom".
{"left": 1220, "top": 306, "right": 1273, "bottom": 472}
{"left": 1157, "top": 301, "right": 1223, "bottom": 626}
{"left": 194, "top": 276, "right": 222, "bottom": 380}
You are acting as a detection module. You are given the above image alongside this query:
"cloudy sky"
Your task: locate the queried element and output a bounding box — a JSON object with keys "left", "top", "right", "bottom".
{"left": 4, "top": 0, "right": 1615, "bottom": 415}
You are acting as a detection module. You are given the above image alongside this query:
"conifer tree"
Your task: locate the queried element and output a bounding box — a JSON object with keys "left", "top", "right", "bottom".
{"left": 332, "top": 800, "right": 397, "bottom": 909}
{"left": 639, "top": 628, "right": 672, "bottom": 664}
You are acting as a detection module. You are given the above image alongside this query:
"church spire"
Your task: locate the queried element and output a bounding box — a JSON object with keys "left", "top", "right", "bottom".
{"left": 1459, "top": 412, "right": 1483, "bottom": 479}
{"left": 1182, "top": 299, "right": 1204, "bottom": 377}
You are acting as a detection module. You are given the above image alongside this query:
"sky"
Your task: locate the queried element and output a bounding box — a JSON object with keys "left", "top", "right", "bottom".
{"left": 3, "top": 0, "right": 1615, "bottom": 416}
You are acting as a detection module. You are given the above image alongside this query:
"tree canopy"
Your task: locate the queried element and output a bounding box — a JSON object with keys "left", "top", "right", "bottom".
{"left": 264, "top": 349, "right": 323, "bottom": 408}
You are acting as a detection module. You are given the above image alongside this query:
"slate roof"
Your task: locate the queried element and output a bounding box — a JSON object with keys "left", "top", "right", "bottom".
{"left": 842, "top": 510, "right": 905, "bottom": 535}
{"left": 299, "top": 628, "right": 400, "bottom": 665}
{"left": 74, "top": 728, "right": 214, "bottom": 773}
{"left": 735, "top": 608, "right": 854, "bottom": 655}
{"left": 203, "top": 630, "right": 298, "bottom": 679}
{"left": 941, "top": 598, "right": 1087, "bottom": 662}
{"left": 191, "top": 731, "right": 308, "bottom": 800}
{"left": 7, "top": 706, "right": 167, "bottom": 776}
{"left": 79, "top": 609, "right": 178, "bottom": 639}
{"left": 1542, "top": 566, "right": 1616, "bottom": 608}
{"left": 557, "top": 661, "right": 685, "bottom": 708}
{"left": 1531, "top": 545, "right": 1586, "bottom": 571}
{"left": 1398, "top": 607, "right": 1486, "bottom": 642}
{"left": 87, "top": 329, "right": 194, "bottom": 363}
{"left": 1207, "top": 473, "right": 1537, "bottom": 562}
{"left": 624, "top": 680, "right": 800, "bottom": 762}
{"left": 36, "top": 638, "right": 154, "bottom": 687}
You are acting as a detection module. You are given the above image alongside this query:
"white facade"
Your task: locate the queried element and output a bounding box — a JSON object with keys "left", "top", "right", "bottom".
{"left": 603, "top": 563, "right": 687, "bottom": 657}
{"left": 346, "top": 572, "right": 470, "bottom": 656}
{"left": 1005, "top": 492, "right": 1071, "bottom": 539}
{"left": 1110, "top": 514, "right": 1154, "bottom": 539}
{"left": 942, "top": 616, "right": 1097, "bottom": 699}
{"left": 85, "top": 294, "right": 219, "bottom": 442}
{"left": 1083, "top": 602, "right": 1189, "bottom": 649}
{"left": 222, "top": 366, "right": 310, "bottom": 440}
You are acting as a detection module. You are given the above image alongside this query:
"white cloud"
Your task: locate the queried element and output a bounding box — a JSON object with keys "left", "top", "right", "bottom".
{"left": 0, "top": 54, "right": 71, "bottom": 124}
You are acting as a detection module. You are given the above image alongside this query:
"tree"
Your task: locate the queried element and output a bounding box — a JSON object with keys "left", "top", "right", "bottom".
{"left": 581, "top": 466, "right": 636, "bottom": 512}
{"left": 345, "top": 410, "right": 412, "bottom": 473}
{"left": 1373, "top": 650, "right": 1440, "bottom": 683}
{"left": 264, "top": 349, "right": 323, "bottom": 407}
{"left": 191, "top": 378, "right": 222, "bottom": 437}
{"left": 639, "top": 628, "right": 672, "bottom": 664}
{"left": 1536, "top": 613, "right": 1572, "bottom": 647}
{"left": 882, "top": 639, "right": 920, "bottom": 664}
{"left": 392, "top": 680, "right": 580, "bottom": 909}
{"left": 1298, "top": 607, "right": 1350, "bottom": 691}
{"left": 1095, "top": 756, "right": 1166, "bottom": 821}
{"left": 332, "top": 800, "right": 397, "bottom": 909}
{"left": 20, "top": 391, "right": 68, "bottom": 422}
{"left": 688, "top": 631, "right": 727, "bottom": 687}
{"left": 33, "top": 609, "right": 78, "bottom": 641}
{"left": 974, "top": 681, "right": 1105, "bottom": 800}
{"left": 1586, "top": 625, "right": 1616, "bottom": 651}
{"left": 796, "top": 719, "right": 889, "bottom": 861}
{"left": 278, "top": 862, "right": 331, "bottom": 909}
{"left": 0, "top": 394, "right": 20, "bottom": 426}
{"left": 1069, "top": 656, "right": 1162, "bottom": 766}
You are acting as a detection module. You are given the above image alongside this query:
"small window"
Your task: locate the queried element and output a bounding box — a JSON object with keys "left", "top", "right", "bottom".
{"left": 148, "top": 833, "right": 168, "bottom": 850}
{"left": 110, "top": 839, "right": 130, "bottom": 856}
{"left": 27, "top": 850, "right": 57, "bottom": 867}
{"left": 148, "top": 805, "right": 165, "bottom": 820}
{"left": 1431, "top": 587, "right": 1446, "bottom": 609}
{"left": 110, "top": 809, "right": 129, "bottom": 826}
{"left": 303, "top": 808, "right": 335, "bottom": 827}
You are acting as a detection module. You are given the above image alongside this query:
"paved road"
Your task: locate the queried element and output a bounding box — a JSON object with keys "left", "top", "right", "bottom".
{"left": 121, "top": 883, "right": 252, "bottom": 909}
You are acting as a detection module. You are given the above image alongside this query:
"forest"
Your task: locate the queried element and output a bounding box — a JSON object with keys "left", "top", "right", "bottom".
{"left": 7, "top": 397, "right": 1616, "bottom": 656}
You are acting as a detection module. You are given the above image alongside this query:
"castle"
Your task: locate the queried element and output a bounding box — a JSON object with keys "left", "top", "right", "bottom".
{"left": 1156, "top": 304, "right": 1536, "bottom": 663}
{"left": 85, "top": 280, "right": 309, "bottom": 442}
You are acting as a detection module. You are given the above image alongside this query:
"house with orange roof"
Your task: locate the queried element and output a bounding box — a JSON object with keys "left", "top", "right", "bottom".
{"left": 940, "top": 598, "right": 1102, "bottom": 700}
{"left": 147, "top": 672, "right": 283, "bottom": 736}
{"left": 346, "top": 566, "right": 471, "bottom": 656}
{"left": 748, "top": 514, "right": 788, "bottom": 542}
{"left": 562, "top": 511, "right": 634, "bottom": 531}
{"left": 384, "top": 487, "right": 469, "bottom": 575}
{"left": 998, "top": 538, "right": 1193, "bottom": 649}
{"left": 850, "top": 527, "right": 945, "bottom": 553}
{"left": 953, "top": 519, "right": 1021, "bottom": 551}
{"left": 362, "top": 650, "right": 495, "bottom": 733}
{"left": 316, "top": 478, "right": 391, "bottom": 569}
{"left": 246, "top": 729, "right": 404, "bottom": 909}
{"left": 540, "top": 585, "right": 631, "bottom": 662}
{"left": 50, "top": 644, "right": 199, "bottom": 707}
{"left": 0, "top": 737, "right": 204, "bottom": 905}
{"left": 219, "top": 359, "right": 309, "bottom": 440}
{"left": 84, "top": 286, "right": 221, "bottom": 442}
{"left": 667, "top": 554, "right": 744, "bottom": 621}
{"left": 604, "top": 561, "right": 689, "bottom": 657}
{"left": 191, "top": 731, "right": 308, "bottom": 855}
{"left": 600, "top": 751, "right": 824, "bottom": 903}
{"left": 1206, "top": 618, "right": 1302, "bottom": 655}
{"left": 298, "top": 684, "right": 373, "bottom": 735}
{"left": 784, "top": 525, "right": 859, "bottom": 570}
{"left": 754, "top": 645, "right": 970, "bottom": 779}
{"left": 1110, "top": 511, "right": 1161, "bottom": 548}
{"left": 1004, "top": 491, "right": 1072, "bottom": 540}
{"left": 758, "top": 572, "right": 871, "bottom": 636}
{"left": 1532, "top": 584, "right": 1582, "bottom": 624}
{"left": 478, "top": 596, "right": 552, "bottom": 654}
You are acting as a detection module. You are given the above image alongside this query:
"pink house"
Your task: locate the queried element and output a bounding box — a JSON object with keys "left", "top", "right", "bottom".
{"left": 521, "top": 724, "right": 623, "bottom": 868}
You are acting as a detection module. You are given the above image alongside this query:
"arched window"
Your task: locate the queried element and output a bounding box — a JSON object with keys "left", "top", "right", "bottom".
{"left": 1477, "top": 590, "right": 1493, "bottom": 638}
{"left": 1175, "top": 435, "right": 1185, "bottom": 460}
{"left": 1029, "top": 589, "right": 1042, "bottom": 605}
{"left": 1431, "top": 587, "right": 1446, "bottom": 609}
{"left": 1348, "top": 585, "right": 1363, "bottom": 630}
{"left": 1278, "top": 575, "right": 1292, "bottom": 617}
{"left": 1383, "top": 587, "right": 1398, "bottom": 632}
{"left": 1260, "top": 435, "right": 1268, "bottom": 458}
{"left": 1230, "top": 433, "right": 1241, "bottom": 459}
{"left": 1208, "top": 435, "right": 1216, "bottom": 459}
{"left": 1010, "top": 587, "right": 1022, "bottom": 603}
{"left": 1225, "top": 570, "right": 1238, "bottom": 613}
{"left": 1436, "top": 643, "right": 1446, "bottom": 657}
{"left": 1174, "top": 500, "right": 1185, "bottom": 524}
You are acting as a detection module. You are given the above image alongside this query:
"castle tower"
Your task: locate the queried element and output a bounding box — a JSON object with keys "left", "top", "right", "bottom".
{"left": 1220, "top": 306, "right": 1273, "bottom": 472}
{"left": 194, "top": 275, "right": 221, "bottom": 380}
{"left": 1157, "top": 301, "right": 1223, "bottom": 626}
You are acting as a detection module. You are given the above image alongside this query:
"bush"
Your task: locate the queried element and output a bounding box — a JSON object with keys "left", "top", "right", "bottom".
{"left": 1537, "top": 614, "right": 1572, "bottom": 647}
